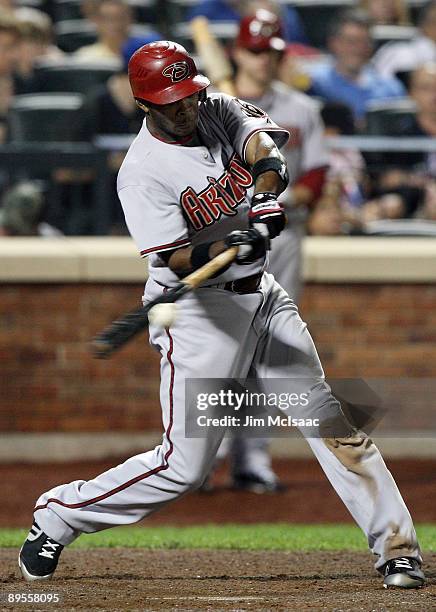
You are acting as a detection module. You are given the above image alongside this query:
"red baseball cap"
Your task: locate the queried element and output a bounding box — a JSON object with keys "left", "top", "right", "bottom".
{"left": 236, "top": 9, "right": 285, "bottom": 52}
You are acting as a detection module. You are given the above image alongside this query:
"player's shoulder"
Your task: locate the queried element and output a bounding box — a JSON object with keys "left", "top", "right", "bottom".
{"left": 117, "top": 128, "right": 156, "bottom": 191}
{"left": 199, "top": 92, "right": 247, "bottom": 129}
{"left": 202, "top": 91, "right": 235, "bottom": 113}
{"left": 202, "top": 91, "right": 274, "bottom": 121}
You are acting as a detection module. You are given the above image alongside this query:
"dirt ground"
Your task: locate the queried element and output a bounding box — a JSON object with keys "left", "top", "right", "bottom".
{"left": 2, "top": 458, "right": 436, "bottom": 610}
{"left": 1, "top": 457, "right": 436, "bottom": 527}
{"left": 1, "top": 550, "right": 435, "bottom": 611}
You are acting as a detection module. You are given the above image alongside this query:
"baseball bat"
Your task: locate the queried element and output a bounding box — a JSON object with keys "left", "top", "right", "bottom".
{"left": 91, "top": 246, "right": 239, "bottom": 359}
{"left": 190, "top": 16, "right": 236, "bottom": 96}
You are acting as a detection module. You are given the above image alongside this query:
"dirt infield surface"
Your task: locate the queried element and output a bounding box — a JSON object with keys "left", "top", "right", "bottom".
{"left": 2, "top": 458, "right": 435, "bottom": 609}
{"left": 1, "top": 457, "right": 436, "bottom": 527}
{"left": 1, "top": 550, "right": 435, "bottom": 610}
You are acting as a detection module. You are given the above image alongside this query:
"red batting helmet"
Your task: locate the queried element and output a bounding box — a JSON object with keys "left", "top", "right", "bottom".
{"left": 128, "top": 40, "right": 210, "bottom": 105}
{"left": 236, "top": 9, "right": 285, "bottom": 52}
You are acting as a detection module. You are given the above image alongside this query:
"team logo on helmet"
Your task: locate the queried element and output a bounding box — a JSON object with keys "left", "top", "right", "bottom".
{"left": 162, "top": 61, "right": 191, "bottom": 83}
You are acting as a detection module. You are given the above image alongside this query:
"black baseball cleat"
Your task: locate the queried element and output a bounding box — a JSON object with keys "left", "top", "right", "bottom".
{"left": 383, "top": 557, "right": 425, "bottom": 589}
{"left": 232, "top": 472, "right": 287, "bottom": 494}
{"left": 18, "top": 522, "right": 64, "bottom": 581}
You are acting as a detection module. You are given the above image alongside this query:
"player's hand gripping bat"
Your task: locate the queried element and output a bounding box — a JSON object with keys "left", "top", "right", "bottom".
{"left": 92, "top": 246, "right": 238, "bottom": 359}
{"left": 190, "top": 16, "right": 236, "bottom": 96}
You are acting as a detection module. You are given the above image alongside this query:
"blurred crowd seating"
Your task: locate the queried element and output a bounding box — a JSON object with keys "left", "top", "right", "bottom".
{"left": 0, "top": 0, "right": 436, "bottom": 237}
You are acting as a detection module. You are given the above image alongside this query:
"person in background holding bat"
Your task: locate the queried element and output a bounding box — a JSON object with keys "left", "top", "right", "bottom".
{"left": 232, "top": 10, "right": 329, "bottom": 300}
{"left": 202, "top": 10, "right": 329, "bottom": 493}
{"left": 18, "top": 40, "right": 425, "bottom": 591}
{"left": 188, "top": 0, "right": 308, "bottom": 45}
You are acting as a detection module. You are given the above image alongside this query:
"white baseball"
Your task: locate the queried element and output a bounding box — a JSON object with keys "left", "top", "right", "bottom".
{"left": 148, "top": 303, "right": 178, "bottom": 328}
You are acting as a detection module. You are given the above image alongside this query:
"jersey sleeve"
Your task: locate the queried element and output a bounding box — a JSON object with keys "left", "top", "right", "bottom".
{"left": 215, "top": 94, "right": 290, "bottom": 162}
{"left": 118, "top": 185, "right": 190, "bottom": 257}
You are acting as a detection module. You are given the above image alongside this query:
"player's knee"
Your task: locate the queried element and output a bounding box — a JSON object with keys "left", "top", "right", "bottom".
{"left": 189, "top": 476, "right": 207, "bottom": 492}
{"left": 323, "top": 432, "right": 377, "bottom": 471}
{"left": 183, "top": 470, "right": 207, "bottom": 491}
{"left": 170, "top": 464, "right": 206, "bottom": 492}
{"left": 175, "top": 477, "right": 203, "bottom": 494}
{"left": 305, "top": 386, "right": 355, "bottom": 440}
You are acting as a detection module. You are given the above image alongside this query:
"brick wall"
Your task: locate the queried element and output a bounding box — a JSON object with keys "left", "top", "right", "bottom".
{"left": 302, "top": 285, "right": 436, "bottom": 378}
{"left": 1, "top": 283, "right": 435, "bottom": 432}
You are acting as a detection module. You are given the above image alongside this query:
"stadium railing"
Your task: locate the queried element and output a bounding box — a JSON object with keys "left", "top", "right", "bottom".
{"left": 0, "top": 142, "right": 111, "bottom": 234}
{"left": 1, "top": 134, "right": 436, "bottom": 236}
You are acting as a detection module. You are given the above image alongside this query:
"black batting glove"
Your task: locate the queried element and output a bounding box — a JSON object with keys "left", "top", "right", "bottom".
{"left": 224, "top": 228, "right": 268, "bottom": 265}
{"left": 248, "top": 192, "right": 286, "bottom": 239}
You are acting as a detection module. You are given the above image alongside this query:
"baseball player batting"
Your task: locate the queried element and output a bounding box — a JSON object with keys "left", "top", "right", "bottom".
{"left": 19, "top": 41, "right": 425, "bottom": 589}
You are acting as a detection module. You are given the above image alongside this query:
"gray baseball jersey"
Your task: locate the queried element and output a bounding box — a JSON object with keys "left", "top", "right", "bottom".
{"left": 118, "top": 93, "right": 288, "bottom": 289}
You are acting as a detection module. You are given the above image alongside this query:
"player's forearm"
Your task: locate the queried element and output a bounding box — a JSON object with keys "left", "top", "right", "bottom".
{"left": 245, "top": 132, "right": 287, "bottom": 196}
{"left": 166, "top": 241, "right": 227, "bottom": 276}
{"left": 254, "top": 169, "right": 285, "bottom": 196}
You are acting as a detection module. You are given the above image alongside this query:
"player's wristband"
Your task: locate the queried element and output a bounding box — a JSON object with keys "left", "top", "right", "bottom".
{"left": 251, "top": 157, "right": 289, "bottom": 191}
{"left": 191, "top": 242, "right": 214, "bottom": 270}
{"left": 191, "top": 242, "right": 232, "bottom": 277}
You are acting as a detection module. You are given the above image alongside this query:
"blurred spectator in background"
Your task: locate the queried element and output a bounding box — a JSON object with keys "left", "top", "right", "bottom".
{"left": 0, "top": 10, "right": 23, "bottom": 89}
{"left": 277, "top": 42, "right": 322, "bottom": 93}
{"left": 74, "top": 0, "right": 132, "bottom": 65}
{"left": 308, "top": 9, "right": 406, "bottom": 126}
{"left": 374, "top": 0, "right": 436, "bottom": 78}
{"left": 362, "top": 63, "right": 436, "bottom": 224}
{"left": 74, "top": 36, "right": 155, "bottom": 233}
{"left": 77, "top": 36, "right": 145, "bottom": 144}
{"left": 309, "top": 96, "right": 429, "bottom": 235}
{"left": 359, "top": 187, "right": 423, "bottom": 225}
{"left": 14, "top": 8, "right": 64, "bottom": 90}
{"left": 421, "top": 181, "right": 436, "bottom": 221}
{"left": 406, "top": 63, "right": 436, "bottom": 169}
{"left": 232, "top": 9, "right": 328, "bottom": 296}
{"left": 0, "top": 182, "right": 61, "bottom": 236}
{"left": 188, "top": 0, "right": 308, "bottom": 44}
{"left": 0, "top": 74, "right": 13, "bottom": 144}
{"left": 389, "top": 63, "right": 436, "bottom": 151}
{"left": 321, "top": 102, "right": 367, "bottom": 207}
{"left": 81, "top": 0, "right": 101, "bottom": 20}
{"left": 359, "top": 0, "right": 411, "bottom": 26}
{"left": 0, "top": 12, "right": 21, "bottom": 197}
{"left": 77, "top": 35, "right": 148, "bottom": 162}
{"left": 307, "top": 101, "right": 367, "bottom": 235}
